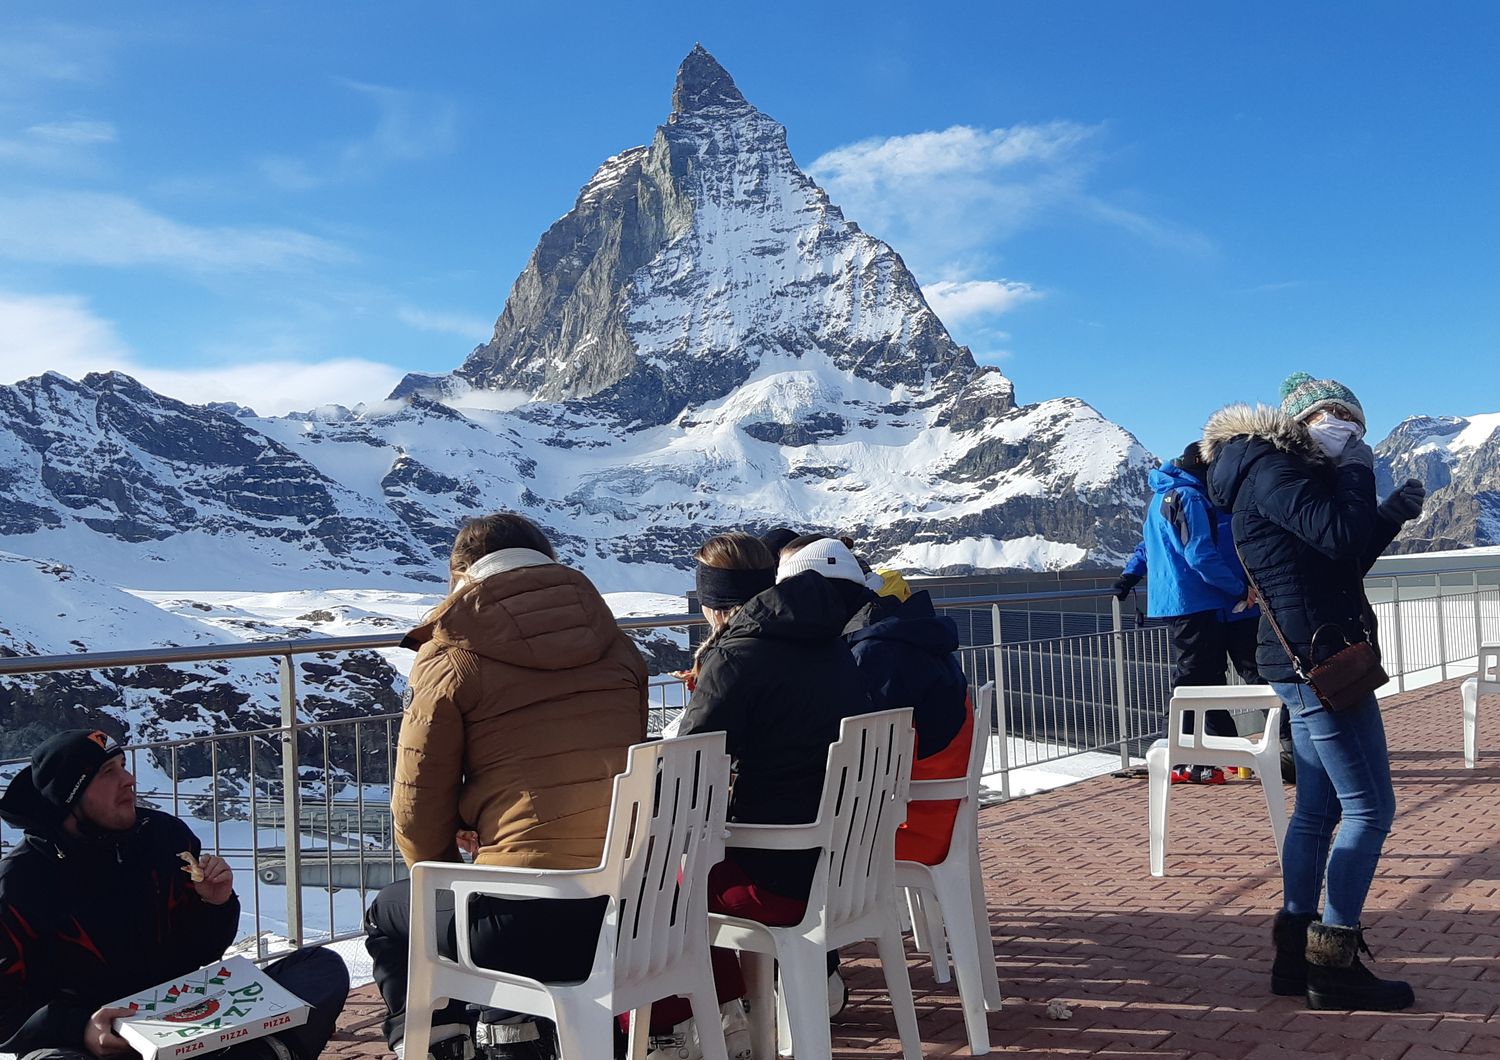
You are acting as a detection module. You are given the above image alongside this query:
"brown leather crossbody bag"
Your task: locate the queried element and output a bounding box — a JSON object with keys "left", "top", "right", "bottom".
{"left": 1235, "top": 545, "right": 1388, "bottom": 712}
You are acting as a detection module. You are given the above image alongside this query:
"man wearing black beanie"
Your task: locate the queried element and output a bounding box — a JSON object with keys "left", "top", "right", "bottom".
{"left": 0, "top": 730, "right": 349, "bottom": 1060}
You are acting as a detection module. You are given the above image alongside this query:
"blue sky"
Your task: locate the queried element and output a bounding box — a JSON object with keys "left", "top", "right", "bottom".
{"left": 0, "top": 2, "right": 1496, "bottom": 458}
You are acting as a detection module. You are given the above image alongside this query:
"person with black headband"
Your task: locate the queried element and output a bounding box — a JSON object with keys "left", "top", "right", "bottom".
{"left": 643, "top": 533, "right": 873, "bottom": 1060}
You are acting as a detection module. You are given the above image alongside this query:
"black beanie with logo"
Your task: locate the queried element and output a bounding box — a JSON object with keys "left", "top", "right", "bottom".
{"left": 29, "top": 729, "right": 125, "bottom": 810}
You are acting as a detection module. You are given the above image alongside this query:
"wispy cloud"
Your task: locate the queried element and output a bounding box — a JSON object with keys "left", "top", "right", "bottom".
{"left": 0, "top": 290, "right": 403, "bottom": 415}
{"left": 0, "top": 24, "right": 113, "bottom": 92}
{"left": 28, "top": 119, "right": 117, "bottom": 144}
{"left": 810, "top": 122, "right": 1213, "bottom": 274}
{"left": 397, "top": 305, "right": 492, "bottom": 342}
{"left": 922, "top": 279, "right": 1040, "bottom": 323}
{"left": 0, "top": 191, "right": 352, "bottom": 271}
{"left": 260, "top": 79, "right": 458, "bottom": 190}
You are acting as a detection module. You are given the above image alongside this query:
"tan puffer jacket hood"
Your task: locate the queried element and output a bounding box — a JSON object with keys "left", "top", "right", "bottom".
{"left": 392, "top": 560, "right": 648, "bottom": 870}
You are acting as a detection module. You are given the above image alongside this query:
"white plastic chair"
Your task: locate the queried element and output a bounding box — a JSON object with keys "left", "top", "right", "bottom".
{"left": 896, "top": 682, "right": 1002, "bottom": 1056}
{"left": 404, "top": 732, "right": 733, "bottom": 1060}
{"left": 1147, "top": 685, "right": 1287, "bottom": 877}
{"left": 1462, "top": 643, "right": 1500, "bottom": 768}
{"left": 709, "top": 708, "right": 921, "bottom": 1060}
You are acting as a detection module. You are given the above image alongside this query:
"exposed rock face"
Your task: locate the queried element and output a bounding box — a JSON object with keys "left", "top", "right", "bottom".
{"left": 1376, "top": 413, "right": 1500, "bottom": 552}
{"left": 400, "top": 45, "right": 990, "bottom": 428}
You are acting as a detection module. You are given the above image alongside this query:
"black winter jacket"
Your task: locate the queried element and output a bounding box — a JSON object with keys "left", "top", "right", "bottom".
{"left": 0, "top": 773, "right": 240, "bottom": 1055}
{"left": 678, "top": 571, "right": 873, "bottom": 898}
{"left": 845, "top": 591, "right": 967, "bottom": 760}
{"left": 1202, "top": 404, "right": 1401, "bottom": 684}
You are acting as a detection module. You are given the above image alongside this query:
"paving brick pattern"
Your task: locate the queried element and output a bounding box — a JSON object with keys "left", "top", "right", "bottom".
{"left": 323, "top": 678, "right": 1500, "bottom": 1058}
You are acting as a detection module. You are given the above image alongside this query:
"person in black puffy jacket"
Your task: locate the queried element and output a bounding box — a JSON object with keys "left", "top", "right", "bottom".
{"left": 0, "top": 730, "right": 348, "bottom": 1060}
{"left": 646, "top": 533, "right": 872, "bottom": 1054}
{"left": 1202, "top": 372, "right": 1426, "bottom": 1014}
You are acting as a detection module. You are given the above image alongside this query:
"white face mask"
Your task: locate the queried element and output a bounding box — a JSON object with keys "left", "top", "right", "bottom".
{"left": 1306, "top": 415, "right": 1363, "bottom": 459}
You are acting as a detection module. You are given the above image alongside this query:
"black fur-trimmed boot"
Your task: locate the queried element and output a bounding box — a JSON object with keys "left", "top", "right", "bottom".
{"left": 1305, "top": 922, "right": 1415, "bottom": 1011}
{"left": 1271, "top": 910, "right": 1317, "bottom": 996}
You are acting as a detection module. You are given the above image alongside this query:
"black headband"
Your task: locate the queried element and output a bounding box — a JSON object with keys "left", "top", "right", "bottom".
{"left": 696, "top": 563, "right": 774, "bottom": 610}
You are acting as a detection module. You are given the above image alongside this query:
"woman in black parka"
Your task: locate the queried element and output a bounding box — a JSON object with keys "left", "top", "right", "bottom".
{"left": 646, "top": 532, "right": 873, "bottom": 1055}
{"left": 1202, "top": 372, "right": 1426, "bottom": 1012}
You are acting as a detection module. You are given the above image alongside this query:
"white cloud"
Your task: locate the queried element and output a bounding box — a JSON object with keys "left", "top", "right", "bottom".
{"left": 0, "top": 290, "right": 402, "bottom": 415}
{"left": 397, "top": 306, "right": 493, "bottom": 342}
{"left": 0, "top": 119, "right": 116, "bottom": 168}
{"left": 810, "top": 121, "right": 1212, "bottom": 274}
{"left": 0, "top": 191, "right": 352, "bottom": 271}
{"left": 260, "top": 79, "right": 458, "bottom": 190}
{"left": 922, "top": 279, "right": 1040, "bottom": 323}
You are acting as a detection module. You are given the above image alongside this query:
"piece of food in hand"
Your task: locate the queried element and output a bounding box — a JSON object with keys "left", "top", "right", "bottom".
{"left": 178, "top": 850, "right": 205, "bottom": 882}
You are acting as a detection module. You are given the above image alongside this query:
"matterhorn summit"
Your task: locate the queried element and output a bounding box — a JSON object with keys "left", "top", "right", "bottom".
{"left": 395, "top": 45, "right": 993, "bottom": 423}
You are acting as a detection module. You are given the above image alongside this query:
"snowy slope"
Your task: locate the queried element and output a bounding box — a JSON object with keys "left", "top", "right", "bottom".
{"left": 1375, "top": 412, "right": 1500, "bottom": 551}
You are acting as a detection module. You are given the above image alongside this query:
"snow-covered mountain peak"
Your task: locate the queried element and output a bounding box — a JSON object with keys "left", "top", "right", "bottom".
{"left": 400, "top": 46, "right": 984, "bottom": 428}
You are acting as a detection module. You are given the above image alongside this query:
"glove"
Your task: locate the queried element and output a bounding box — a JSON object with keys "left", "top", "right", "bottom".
{"left": 1112, "top": 573, "right": 1142, "bottom": 601}
{"left": 1336, "top": 439, "right": 1375, "bottom": 469}
{"left": 1378, "top": 478, "right": 1426, "bottom": 523}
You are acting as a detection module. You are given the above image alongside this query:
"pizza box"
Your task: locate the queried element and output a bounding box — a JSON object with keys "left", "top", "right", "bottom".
{"left": 108, "top": 956, "right": 309, "bottom": 1060}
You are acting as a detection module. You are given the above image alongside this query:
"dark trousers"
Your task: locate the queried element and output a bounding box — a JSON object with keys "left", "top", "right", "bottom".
{"left": 18, "top": 948, "right": 348, "bottom": 1060}
{"left": 1166, "top": 610, "right": 1240, "bottom": 738}
{"left": 364, "top": 877, "right": 606, "bottom": 1048}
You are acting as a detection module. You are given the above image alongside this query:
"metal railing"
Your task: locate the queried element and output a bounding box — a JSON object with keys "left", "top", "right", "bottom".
{"left": 2, "top": 560, "right": 1497, "bottom": 955}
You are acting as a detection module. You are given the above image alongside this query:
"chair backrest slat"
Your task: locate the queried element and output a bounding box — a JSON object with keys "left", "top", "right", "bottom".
{"left": 1480, "top": 644, "right": 1500, "bottom": 691}
{"left": 602, "top": 733, "right": 730, "bottom": 987}
{"left": 816, "top": 708, "right": 914, "bottom": 931}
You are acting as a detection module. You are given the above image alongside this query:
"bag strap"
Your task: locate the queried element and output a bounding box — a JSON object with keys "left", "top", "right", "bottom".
{"left": 1232, "top": 537, "right": 1313, "bottom": 682}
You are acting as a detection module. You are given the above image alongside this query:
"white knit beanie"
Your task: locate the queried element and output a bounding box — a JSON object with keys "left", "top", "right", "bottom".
{"left": 775, "top": 537, "right": 867, "bottom": 585}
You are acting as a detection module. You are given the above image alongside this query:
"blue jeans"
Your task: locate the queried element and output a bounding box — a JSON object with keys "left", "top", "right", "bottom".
{"left": 1272, "top": 681, "right": 1396, "bottom": 927}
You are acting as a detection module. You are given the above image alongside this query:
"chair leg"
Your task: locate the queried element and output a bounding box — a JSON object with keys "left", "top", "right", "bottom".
{"left": 1147, "top": 747, "right": 1169, "bottom": 877}
{"left": 689, "top": 988, "right": 730, "bottom": 1060}
{"left": 552, "top": 1009, "right": 614, "bottom": 1060}
{"left": 874, "top": 917, "right": 925, "bottom": 1060}
{"left": 967, "top": 855, "right": 1003, "bottom": 1011}
{"left": 625, "top": 1005, "right": 650, "bottom": 1060}
{"left": 777, "top": 940, "right": 834, "bottom": 1060}
{"left": 912, "top": 885, "right": 951, "bottom": 983}
{"left": 740, "top": 951, "right": 777, "bottom": 1060}
{"left": 402, "top": 996, "right": 435, "bottom": 1060}
{"left": 1258, "top": 752, "right": 1290, "bottom": 868}
{"left": 933, "top": 865, "right": 991, "bottom": 1055}
{"left": 1463, "top": 680, "right": 1478, "bottom": 769}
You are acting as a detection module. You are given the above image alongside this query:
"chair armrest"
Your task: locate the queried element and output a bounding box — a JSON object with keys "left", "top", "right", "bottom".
{"left": 908, "top": 778, "right": 968, "bottom": 801}
{"left": 723, "top": 821, "right": 829, "bottom": 851}
{"left": 410, "top": 860, "right": 614, "bottom": 902}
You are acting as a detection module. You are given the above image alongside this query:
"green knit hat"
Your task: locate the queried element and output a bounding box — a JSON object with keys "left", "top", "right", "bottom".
{"left": 1279, "top": 371, "right": 1365, "bottom": 429}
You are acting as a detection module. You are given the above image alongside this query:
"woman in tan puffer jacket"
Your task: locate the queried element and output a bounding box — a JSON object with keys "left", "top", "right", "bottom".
{"left": 364, "top": 512, "right": 648, "bottom": 1059}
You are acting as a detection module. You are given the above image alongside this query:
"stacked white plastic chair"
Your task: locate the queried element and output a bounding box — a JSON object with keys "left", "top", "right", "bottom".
{"left": 709, "top": 707, "right": 922, "bottom": 1060}
{"left": 1146, "top": 685, "right": 1287, "bottom": 877}
{"left": 1462, "top": 643, "right": 1500, "bottom": 768}
{"left": 404, "top": 732, "right": 733, "bottom": 1060}
{"left": 896, "top": 682, "right": 1002, "bottom": 1056}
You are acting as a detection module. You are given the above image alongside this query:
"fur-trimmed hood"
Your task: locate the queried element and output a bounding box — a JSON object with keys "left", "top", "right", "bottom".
{"left": 1200, "top": 403, "right": 1326, "bottom": 465}
{"left": 1201, "top": 403, "right": 1328, "bottom": 513}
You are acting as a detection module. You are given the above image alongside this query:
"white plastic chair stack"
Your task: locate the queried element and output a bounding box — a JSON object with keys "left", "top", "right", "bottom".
{"left": 1462, "top": 643, "right": 1500, "bottom": 768}
{"left": 404, "top": 732, "right": 733, "bottom": 1060}
{"left": 896, "top": 682, "right": 1002, "bottom": 1056}
{"left": 709, "top": 707, "right": 922, "bottom": 1060}
{"left": 1146, "top": 685, "right": 1288, "bottom": 878}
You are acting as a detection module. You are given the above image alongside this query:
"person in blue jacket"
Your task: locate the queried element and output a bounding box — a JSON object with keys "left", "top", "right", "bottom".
{"left": 1114, "top": 442, "right": 1261, "bottom": 783}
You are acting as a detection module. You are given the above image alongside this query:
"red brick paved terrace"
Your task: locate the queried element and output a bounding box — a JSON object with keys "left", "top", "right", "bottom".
{"left": 323, "top": 678, "right": 1500, "bottom": 1058}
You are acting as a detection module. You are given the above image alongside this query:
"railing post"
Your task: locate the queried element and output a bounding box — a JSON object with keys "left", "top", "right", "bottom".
{"left": 278, "top": 654, "right": 303, "bottom": 948}
{"left": 1111, "top": 596, "right": 1130, "bottom": 771}
{"left": 991, "top": 604, "right": 1011, "bottom": 802}
{"left": 1436, "top": 589, "right": 1449, "bottom": 681}
{"left": 1391, "top": 579, "right": 1405, "bottom": 693}
{"left": 1474, "top": 573, "right": 1484, "bottom": 665}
